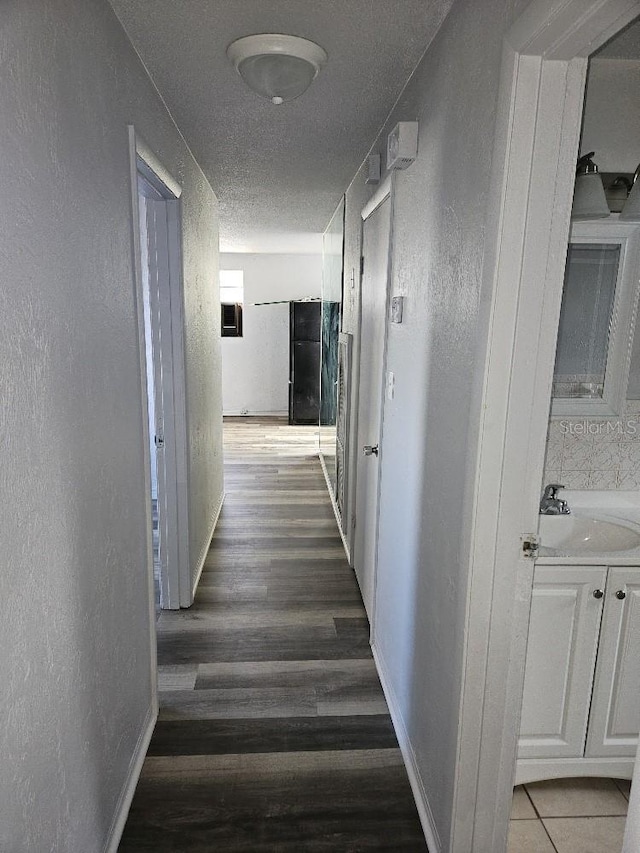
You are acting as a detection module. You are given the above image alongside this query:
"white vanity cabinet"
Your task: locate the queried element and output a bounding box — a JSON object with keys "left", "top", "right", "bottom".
{"left": 516, "top": 563, "right": 640, "bottom": 784}
{"left": 587, "top": 568, "right": 640, "bottom": 758}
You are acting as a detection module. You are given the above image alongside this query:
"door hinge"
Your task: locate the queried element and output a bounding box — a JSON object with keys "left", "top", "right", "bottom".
{"left": 360, "top": 256, "right": 365, "bottom": 277}
{"left": 521, "top": 534, "right": 539, "bottom": 558}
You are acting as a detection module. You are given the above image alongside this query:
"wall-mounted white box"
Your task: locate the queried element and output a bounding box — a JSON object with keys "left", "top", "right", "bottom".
{"left": 386, "top": 122, "right": 419, "bottom": 170}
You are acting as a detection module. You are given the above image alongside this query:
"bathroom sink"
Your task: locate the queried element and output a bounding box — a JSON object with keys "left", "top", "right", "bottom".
{"left": 539, "top": 514, "right": 640, "bottom": 554}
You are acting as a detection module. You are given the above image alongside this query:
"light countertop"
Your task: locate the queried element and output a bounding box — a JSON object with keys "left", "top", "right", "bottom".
{"left": 537, "top": 490, "right": 640, "bottom": 565}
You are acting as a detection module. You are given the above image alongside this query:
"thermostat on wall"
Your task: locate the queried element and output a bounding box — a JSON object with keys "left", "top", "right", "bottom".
{"left": 386, "top": 122, "right": 418, "bottom": 171}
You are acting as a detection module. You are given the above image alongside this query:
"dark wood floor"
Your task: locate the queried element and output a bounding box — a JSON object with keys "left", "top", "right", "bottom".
{"left": 119, "top": 418, "right": 428, "bottom": 852}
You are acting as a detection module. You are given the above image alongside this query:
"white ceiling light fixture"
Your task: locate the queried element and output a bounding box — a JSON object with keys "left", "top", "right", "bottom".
{"left": 618, "top": 164, "right": 640, "bottom": 221}
{"left": 571, "top": 152, "right": 640, "bottom": 221}
{"left": 227, "top": 34, "right": 327, "bottom": 105}
{"left": 571, "top": 152, "right": 610, "bottom": 220}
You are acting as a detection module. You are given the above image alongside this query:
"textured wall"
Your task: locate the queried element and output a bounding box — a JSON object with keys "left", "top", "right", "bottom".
{"left": 219, "top": 253, "right": 322, "bottom": 415}
{"left": 0, "top": 1, "right": 222, "bottom": 850}
{"left": 180, "top": 160, "right": 223, "bottom": 591}
{"left": 581, "top": 57, "right": 640, "bottom": 173}
{"left": 340, "top": 0, "right": 529, "bottom": 846}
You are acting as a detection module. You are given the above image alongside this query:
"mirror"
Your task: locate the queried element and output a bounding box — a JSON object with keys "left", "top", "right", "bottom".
{"left": 551, "top": 220, "right": 640, "bottom": 417}
{"left": 319, "top": 197, "right": 345, "bottom": 496}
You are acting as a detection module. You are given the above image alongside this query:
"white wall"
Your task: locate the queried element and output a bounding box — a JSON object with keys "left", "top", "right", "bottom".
{"left": 0, "top": 2, "right": 223, "bottom": 851}
{"left": 340, "top": 0, "right": 530, "bottom": 847}
{"left": 581, "top": 57, "right": 640, "bottom": 401}
{"left": 581, "top": 58, "right": 640, "bottom": 173}
{"left": 220, "top": 253, "right": 322, "bottom": 415}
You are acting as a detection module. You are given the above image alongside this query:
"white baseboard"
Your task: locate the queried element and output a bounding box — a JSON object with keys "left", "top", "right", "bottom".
{"left": 103, "top": 703, "right": 157, "bottom": 853}
{"left": 319, "top": 452, "right": 351, "bottom": 564}
{"left": 191, "top": 491, "right": 225, "bottom": 599}
{"left": 371, "top": 643, "right": 442, "bottom": 853}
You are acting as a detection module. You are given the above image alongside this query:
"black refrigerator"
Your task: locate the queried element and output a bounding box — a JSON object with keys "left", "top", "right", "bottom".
{"left": 289, "top": 301, "right": 321, "bottom": 425}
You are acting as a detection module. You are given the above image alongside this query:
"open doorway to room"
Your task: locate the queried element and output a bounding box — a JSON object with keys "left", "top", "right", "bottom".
{"left": 457, "top": 3, "right": 640, "bottom": 852}
{"left": 130, "top": 131, "right": 191, "bottom": 612}
{"left": 508, "top": 20, "right": 640, "bottom": 852}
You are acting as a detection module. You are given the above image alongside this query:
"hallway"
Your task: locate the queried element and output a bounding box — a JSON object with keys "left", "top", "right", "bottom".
{"left": 119, "top": 418, "right": 428, "bottom": 851}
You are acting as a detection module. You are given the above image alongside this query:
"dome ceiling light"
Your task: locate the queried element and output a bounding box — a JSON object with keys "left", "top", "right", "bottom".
{"left": 226, "top": 34, "right": 327, "bottom": 105}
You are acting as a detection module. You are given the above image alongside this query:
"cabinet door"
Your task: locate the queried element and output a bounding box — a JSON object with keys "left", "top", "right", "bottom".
{"left": 585, "top": 568, "right": 640, "bottom": 758}
{"left": 518, "top": 565, "right": 606, "bottom": 759}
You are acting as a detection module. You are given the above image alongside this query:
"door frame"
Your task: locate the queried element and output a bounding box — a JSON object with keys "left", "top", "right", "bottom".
{"left": 454, "top": 2, "right": 640, "bottom": 851}
{"left": 353, "top": 174, "right": 395, "bottom": 631}
{"left": 128, "top": 126, "right": 191, "bottom": 611}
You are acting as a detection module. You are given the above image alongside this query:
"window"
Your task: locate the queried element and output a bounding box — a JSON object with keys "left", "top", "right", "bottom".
{"left": 220, "top": 270, "right": 243, "bottom": 337}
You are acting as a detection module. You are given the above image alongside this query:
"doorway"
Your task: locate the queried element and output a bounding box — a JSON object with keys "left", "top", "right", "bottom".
{"left": 455, "top": 3, "right": 640, "bottom": 852}
{"left": 130, "top": 131, "right": 191, "bottom": 611}
{"left": 354, "top": 178, "right": 393, "bottom": 624}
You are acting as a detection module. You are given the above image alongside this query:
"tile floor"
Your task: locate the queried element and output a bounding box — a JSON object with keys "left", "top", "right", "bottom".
{"left": 509, "top": 777, "right": 631, "bottom": 853}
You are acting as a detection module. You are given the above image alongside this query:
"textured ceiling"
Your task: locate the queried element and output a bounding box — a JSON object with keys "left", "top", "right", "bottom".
{"left": 108, "top": 0, "right": 453, "bottom": 251}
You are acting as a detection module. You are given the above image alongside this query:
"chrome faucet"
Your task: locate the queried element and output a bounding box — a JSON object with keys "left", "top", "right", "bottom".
{"left": 540, "top": 484, "right": 571, "bottom": 515}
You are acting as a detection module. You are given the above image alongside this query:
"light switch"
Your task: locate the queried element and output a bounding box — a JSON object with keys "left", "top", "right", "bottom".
{"left": 391, "top": 295, "right": 404, "bottom": 324}
{"left": 386, "top": 371, "right": 395, "bottom": 401}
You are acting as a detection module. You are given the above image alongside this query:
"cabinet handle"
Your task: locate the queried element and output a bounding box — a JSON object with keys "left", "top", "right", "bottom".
{"left": 616, "top": 589, "right": 627, "bottom": 600}
{"left": 593, "top": 589, "right": 604, "bottom": 599}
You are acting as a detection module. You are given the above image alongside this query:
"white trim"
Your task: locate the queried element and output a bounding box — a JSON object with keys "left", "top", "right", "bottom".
{"left": 134, "top": 134, "right": 182, "bottom": 199}
{"left": 319, "top": 451, "right": 351, "bottom": 564}
{"left": 452, "top": 3, "right": 640, "bottom": 851}
{"left": 361, "top": 175, "right": 393, "bottom": 222}
{"left": 371, "top": 643, "right": 441, "bottom": 853}
{"left": 516, "top": 757, "right": 634, "bottom": 785}
{"left": 191, "top": 490, "right": 225, "bottom": 599}
{"left": 165, "top": 200, "right": 192, "bottom": 608}
{"left": 353, "top": 174, "right": 395, "bottom": 629}
{"left": 103, "top": 704, "right": 157, "bottom": 853}
{"left": 126, "top": 124, "right": 159, "bottom": 725}
{"left": 509, "top": 0, "right": 640, "bottom": 59}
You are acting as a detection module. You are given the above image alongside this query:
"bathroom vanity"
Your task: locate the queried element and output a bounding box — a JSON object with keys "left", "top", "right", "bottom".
{"left": 516, "top": 492, "right": 640, "bottom": 785}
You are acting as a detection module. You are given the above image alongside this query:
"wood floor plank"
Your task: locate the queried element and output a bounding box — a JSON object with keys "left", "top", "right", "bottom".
{"left": 119, "top": 758, "right": 428, "bottom": 852}
{"left": 194, "top": 658, "right": 379, "bottom": 685}
{"left": 157, "top": 608, "right": 364, "bottom": 633}
{"left": 157, "top": 665, "right": 198, "bottom": 691}
{"left": 157, "top": 631, "right": 372, "bottom": 664}
{"left": 147, "top": 715, "right": 399, "bottom": 755}
{"left": 158, "top": 687, "right": 319, "bottom": 720}
{"left": 120, "top": 418, "right": 427, "bottom": 852}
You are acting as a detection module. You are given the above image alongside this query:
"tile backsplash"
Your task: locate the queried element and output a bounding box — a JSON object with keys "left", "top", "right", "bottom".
{"left": 544, "top": 402, "right": 640, "bottom": 490}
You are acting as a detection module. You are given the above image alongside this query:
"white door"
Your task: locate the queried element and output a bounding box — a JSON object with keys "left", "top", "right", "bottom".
{"left": 137, "top": 171, "right": 189, "bottom": 611}
{"left": 145, "top": 196, "right": 180, "bottom": 609}
{"left": 518, "top": 564, "right": 607, "bottom": 759}
{"left": 586, "top": 567, "right": 640, "bottom": 758}
{"left": 354, "top": 185, "right": 392, "bottom": 620}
